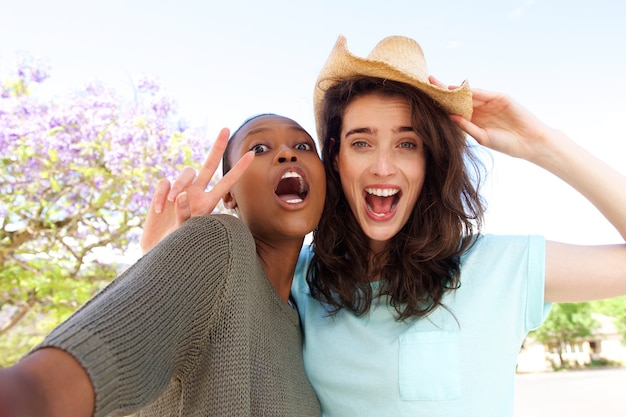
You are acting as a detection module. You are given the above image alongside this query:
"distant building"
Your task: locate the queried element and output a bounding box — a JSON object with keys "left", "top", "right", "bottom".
{"left": 517, "top": 314, "right": 626, "bottom": 373}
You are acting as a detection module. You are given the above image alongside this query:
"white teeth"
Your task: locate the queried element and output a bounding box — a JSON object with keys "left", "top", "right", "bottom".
{"left": 282, "top": 171, "right": 303, "bottom": 180}
{"left": 286, "top": 198, "right": 303, "bottom": 204}
{"left": 365, "top": 188, "right": 399, "bottom": 197}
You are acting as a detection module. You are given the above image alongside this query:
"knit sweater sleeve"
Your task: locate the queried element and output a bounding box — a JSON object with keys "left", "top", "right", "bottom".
{"left": 36, "top": 214, "right": 254, "bottom": 417}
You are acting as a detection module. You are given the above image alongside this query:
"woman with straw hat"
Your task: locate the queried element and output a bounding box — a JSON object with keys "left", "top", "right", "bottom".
{"left": 291, "top": 35, "right": 626, "bottom": 416}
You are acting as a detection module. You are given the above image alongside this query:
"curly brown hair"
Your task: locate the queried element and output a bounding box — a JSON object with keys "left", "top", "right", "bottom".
{"left": 308, "top": 77, "right": 486, "bottom": 321}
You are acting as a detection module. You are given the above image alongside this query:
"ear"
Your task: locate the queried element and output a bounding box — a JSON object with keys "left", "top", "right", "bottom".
{"left": 223, "top": 191, "right": 237, "bottom": 210}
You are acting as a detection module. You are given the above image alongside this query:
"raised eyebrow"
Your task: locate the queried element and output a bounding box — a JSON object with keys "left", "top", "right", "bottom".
{"left": 291, "top": 126, "right": 316, "bottom": 143}
{"left": 345, "top": 126, "right": 415, "bottom": 137}
{"left": 244, "top": 126, "right": 312, "bottom": 140}
{"left": 345, "top": 127, "right": 375, "bottom": 138}
{"left": 397, "top": 126, "right": 415, "bottom": 133}
{"left": 243, "top": 126, "right": 271, "bottom": 138}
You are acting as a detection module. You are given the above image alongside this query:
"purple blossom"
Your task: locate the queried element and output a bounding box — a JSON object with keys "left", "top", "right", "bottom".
{"left": 16, "top": 53, "right": 51, "bottom": 84}
{"left": 1, "top": 56, "right": 211, "bottom": 266}
{"left": 136, "top": 74, "right": 161, "bottom": 94}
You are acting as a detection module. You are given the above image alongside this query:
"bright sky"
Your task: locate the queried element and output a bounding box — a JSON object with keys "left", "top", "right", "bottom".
{"left": 2, "top": 0, "right": 625, "bottom": 245}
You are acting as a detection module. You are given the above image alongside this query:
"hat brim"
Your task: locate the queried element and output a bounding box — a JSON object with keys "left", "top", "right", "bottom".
{"left": 313, "top": 36, "right": 473, "bottom": 142}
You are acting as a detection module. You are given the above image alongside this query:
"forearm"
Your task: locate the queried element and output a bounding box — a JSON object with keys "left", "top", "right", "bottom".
{"left": 0, "top": 367, "right": 39, "bottom": 417}
{"left": 536, "top": 129, "right": 626, "bottom": 241}
{"left": 0, "top": 348, "right": 94, "bottom": 417}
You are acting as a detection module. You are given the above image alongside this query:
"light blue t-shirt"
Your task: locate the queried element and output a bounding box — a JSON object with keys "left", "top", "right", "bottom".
{"left": 291, "top": 234, "right": 551, "bottom": 417}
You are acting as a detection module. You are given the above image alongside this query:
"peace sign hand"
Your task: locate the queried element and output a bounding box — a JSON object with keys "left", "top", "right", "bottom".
{"left": 140, "top": 128, "right": 254, "bottom": 253}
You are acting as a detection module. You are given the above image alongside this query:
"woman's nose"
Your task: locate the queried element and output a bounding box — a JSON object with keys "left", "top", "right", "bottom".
{"left": 276, "top": 146, "right": 298, "bottom": 163}
{"left": 371, "top": 149, "right": 395, "bottom": 177}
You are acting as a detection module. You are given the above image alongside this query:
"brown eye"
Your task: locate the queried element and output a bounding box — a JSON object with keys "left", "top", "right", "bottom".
{"left": 250, "top": 144, "right": 269, "bottom": 154}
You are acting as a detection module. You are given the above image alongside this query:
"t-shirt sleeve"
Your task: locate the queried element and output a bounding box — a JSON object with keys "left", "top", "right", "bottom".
{"left": 525, "top": 234, "right": 552, "bottom": 331}
{"left": 35, "top": 214, "right": 252, "bottom": 417}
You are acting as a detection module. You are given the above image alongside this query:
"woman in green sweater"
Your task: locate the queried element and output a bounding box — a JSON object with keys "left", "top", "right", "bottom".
{"left": 0, "top": 114, "right": 325, "bottom": 417}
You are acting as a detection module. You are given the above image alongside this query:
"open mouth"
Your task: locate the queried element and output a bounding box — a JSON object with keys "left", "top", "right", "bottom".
{"left": 365, "top": 187, "right": 400, "bottom": 217}
{"left": 275, "top": 171, "right": 309, "bottom": 204}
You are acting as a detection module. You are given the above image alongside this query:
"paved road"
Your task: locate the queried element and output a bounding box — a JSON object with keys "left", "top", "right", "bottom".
{"left": 515, "top": 367, "right": 626, "bottom": 416}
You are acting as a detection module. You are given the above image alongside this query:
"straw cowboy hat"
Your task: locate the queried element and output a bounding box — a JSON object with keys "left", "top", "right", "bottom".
{"left": 313, "top": 35, "right": 473, "bottom": 141}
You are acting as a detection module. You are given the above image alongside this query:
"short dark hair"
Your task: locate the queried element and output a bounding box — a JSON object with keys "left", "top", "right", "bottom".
{"left": 221, "top": 113, "right": 279, "bottom": 176}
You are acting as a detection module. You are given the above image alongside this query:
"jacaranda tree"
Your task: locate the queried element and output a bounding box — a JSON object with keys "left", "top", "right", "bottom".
{"left": 0, "top": 54, "right": 211, "bottom": 365}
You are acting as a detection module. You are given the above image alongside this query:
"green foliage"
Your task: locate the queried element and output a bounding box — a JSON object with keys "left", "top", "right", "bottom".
{"left": 533, "top": 302, "right": 598, "bottom": 344}
{"left": 590, "top": 296, "right": 626, "bottom": 342}
{"left": 530, "top": 302, "right": 598, "bottom": 369}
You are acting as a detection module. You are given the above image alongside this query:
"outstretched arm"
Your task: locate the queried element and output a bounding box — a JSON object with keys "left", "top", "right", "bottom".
{"left": 141, "top": 128, "right": 254, "bottom": 252}
{"left": 0, "top": 348, "right": 94, "bottom": 417}
{"left": 451, "top": 87, "right": 626, "bottom": 302}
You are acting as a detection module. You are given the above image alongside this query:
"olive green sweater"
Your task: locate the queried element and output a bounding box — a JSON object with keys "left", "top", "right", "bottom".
{"left": 38, "top": 214, "right": 320, "bottom": 417}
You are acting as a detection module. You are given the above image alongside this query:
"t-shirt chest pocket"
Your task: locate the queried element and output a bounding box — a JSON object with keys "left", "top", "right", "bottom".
{"left": 398, "top": 330, "right": 461, "bottom": 401}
